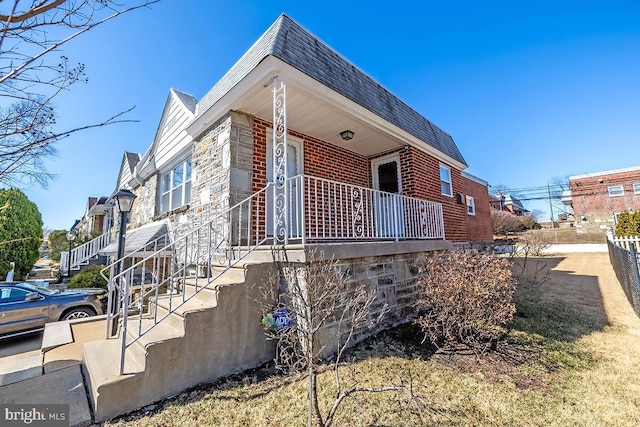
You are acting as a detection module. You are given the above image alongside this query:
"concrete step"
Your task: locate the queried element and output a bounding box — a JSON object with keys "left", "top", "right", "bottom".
{"left": 83, "top": 264, "right": 275, "bottom": 423}
{"left": 82, "top": 336, "right": 148, "bottom": 422}
{"left": 180, "top": 280, "right": 220, "bottom": 301}
{"left": 155, "top": 293, "right": 217, "bottom": 316}
{"left": 125, "top": 317, "right": 184, "bottom": 352}
{"left": 184, "top": 264, "right": 246, "bottom": 285}
{"left": 0, "top": 349, "right": 42, "bottom": 386}
{"left": 41, "top": 320, "right": 73, "bottom": 352}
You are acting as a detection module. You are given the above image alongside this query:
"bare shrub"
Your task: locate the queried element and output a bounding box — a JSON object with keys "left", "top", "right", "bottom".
{"left": 492, "top": 210, "right": 524, "bottom": 235}
{"left": 518, "top": 231, "right": 551, "bottom": 257}
{"left": 257, "top": 249, "right": 429, "bottom": 427}
{"left": 414, "top": 250, "right": 516, "bottom": 351}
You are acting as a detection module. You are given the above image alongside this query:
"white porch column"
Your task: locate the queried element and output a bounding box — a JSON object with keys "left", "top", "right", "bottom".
{"left": 272, "top": 77, "right": 288, "bottom": 244}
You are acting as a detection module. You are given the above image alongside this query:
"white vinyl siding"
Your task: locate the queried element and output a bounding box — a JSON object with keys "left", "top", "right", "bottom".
{"left": 440, "top": 164, "right": 453, "bottom": 197}
{"left": 160, "top": 157, "right": 192, "bottom": 213}
{"left": 154, "top": 91, "right": 195, "bottom": 173}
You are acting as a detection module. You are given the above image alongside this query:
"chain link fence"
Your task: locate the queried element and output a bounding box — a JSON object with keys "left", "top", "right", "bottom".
{"left": 607, "top": 239, "right": 640, "bottom": 317}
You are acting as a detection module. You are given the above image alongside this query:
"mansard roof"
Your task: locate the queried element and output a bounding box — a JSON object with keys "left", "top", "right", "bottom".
{"left": 196, "top": 14, "right": 466, "bottom": 167}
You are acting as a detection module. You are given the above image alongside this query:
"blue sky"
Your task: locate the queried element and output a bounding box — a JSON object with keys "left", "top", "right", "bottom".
{"left": 19, "top": 0, "right": 640, "bottom": 230}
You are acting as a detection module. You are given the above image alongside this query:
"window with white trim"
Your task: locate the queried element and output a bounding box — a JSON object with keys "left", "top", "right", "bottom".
{"left": 159, "top": 157, "right": 192, "bottom": 213}
{"left": 467, "top": 195, "right": 476, "bottom": 215}
{"left": 608, "top": 185, "right": 624, "bottom": 197}
{"left": 633, "top": 183, "right": 640, "bottom": 195}
{"left": 440, "top": 164, "right": 453, "bottom": 197}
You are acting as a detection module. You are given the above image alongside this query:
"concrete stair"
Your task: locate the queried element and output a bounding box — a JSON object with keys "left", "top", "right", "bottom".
{"left": 82, "top": 263, "right": 275, "bottom": 422}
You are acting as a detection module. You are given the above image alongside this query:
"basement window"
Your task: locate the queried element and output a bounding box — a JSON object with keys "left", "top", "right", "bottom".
{"left": 608, "top": 185, "right": 624, "bottom": 197}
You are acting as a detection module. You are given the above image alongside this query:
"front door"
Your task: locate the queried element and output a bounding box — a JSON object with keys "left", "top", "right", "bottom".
{"left": 266, "top": 135, "right": 303, "bottom": 239}
{"left": 372, "top": 155, "right": 404, "bottom": 238}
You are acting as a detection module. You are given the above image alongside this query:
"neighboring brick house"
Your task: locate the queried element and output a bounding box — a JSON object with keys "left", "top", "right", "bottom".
{"left": 490, "top": 193, "right": 530, "bottom": 216}
{"left": 563, "top": 166, "right": 640, "bottom": 233}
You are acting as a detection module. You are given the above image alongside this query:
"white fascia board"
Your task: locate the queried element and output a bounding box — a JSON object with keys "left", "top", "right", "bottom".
{"left": 461, "top": 171, "right": 488, "bottom": 187}
{"left": 188, "top": 56, "right": 467, "bottom": 171}
{"left": 186, "top": 57, "right": 280, "bottom": 138}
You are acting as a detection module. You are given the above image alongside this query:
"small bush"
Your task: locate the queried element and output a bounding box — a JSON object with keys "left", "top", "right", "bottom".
{"left": 414, "top": 250, "right": 516, "bottom": 350}
{"left": 491, "top": 210, "right": 527, "bottom": 235}
{"left": 68, "top": 266, "right": 108, "bottom": 290}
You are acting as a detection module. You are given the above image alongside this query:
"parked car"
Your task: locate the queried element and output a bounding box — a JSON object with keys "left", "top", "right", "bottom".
{"left": 0, "top": 282, "right": 107, "bottom": 338}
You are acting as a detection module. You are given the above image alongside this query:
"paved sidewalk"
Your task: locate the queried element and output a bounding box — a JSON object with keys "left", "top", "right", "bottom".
{"left": 0, "top": 365, "right": 92, "bottom": 427}
{"left": 0, "top": 319, "right": 105, "bottom": 427}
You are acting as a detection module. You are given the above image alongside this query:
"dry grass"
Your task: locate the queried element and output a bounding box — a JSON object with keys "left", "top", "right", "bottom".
{"left": 106, "top": 254, "right": 640, "bottom": 427}
{"left": 510, "top": 228, "right": 607, "bottom": 245}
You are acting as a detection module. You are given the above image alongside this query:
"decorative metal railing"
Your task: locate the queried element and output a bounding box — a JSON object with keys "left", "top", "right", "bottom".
{"left": 60, "top": 232, "right": 111, "bottom": 274}
{"left": 279, "top": 174, "right": 445, "bottom": 243}
{"left": 102, "top": 185, "right": 272, "bottom": 374}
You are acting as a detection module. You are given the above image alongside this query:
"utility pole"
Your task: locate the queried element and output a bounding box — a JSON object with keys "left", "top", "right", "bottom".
{"left": 547, "top": 183, "right": 555, "bottom": 229}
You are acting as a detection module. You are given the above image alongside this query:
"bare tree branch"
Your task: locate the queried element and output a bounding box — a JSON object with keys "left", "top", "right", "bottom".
{"left": 0, "top": 0, "right": 67, "bottom": 23}
{"left": 0, "top": 1, "right": 160, "bottom": 188}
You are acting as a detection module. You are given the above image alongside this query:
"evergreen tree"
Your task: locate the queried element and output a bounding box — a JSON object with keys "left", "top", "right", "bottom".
{"left": 0, "top": 189, "right": 43, "bottom": 279}
{"left": 615, "top": 210, "right": 640, "bottom": 237}
{"left": 48, "top": 230, "right": 70, "bottom": 262}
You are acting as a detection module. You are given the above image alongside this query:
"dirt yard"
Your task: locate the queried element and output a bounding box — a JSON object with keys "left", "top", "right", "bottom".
{"left": 537, "top": 252, "right": 639, "bottom": 328}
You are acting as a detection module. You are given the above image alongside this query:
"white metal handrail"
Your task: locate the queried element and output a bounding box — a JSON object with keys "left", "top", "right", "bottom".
{"left": 60, "top": 232, "right": 111, "bottom": 274}
{"left": 283, "top": 174, "right": 445, "bottom": 242}
{"left": 102, "top": 185, "right": 272, "bottom": 374}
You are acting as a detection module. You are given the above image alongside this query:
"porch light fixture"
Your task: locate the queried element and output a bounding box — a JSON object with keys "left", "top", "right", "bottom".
{"left": 340, "top": 130, "right": 354, "bottom": 141}
{"left": 113, "top": 188, "right": 137, "bottom": 214}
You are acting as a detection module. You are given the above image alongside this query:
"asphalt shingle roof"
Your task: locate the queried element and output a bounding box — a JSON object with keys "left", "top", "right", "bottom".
{"left": 172, "top": 89, "right": 197, "bottom": 113}
{"left": 197, "top": 14, "right": 467, "bottom": 166}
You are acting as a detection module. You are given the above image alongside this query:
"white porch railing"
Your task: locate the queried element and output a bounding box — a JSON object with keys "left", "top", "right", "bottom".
{"left": 60, "top": 232, "right": 111, "bottom": 274}
{"left": 281, "top": 174, "right": 445, "bottom": 243}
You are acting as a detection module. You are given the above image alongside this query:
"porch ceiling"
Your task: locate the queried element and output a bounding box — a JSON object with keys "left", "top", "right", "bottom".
{"left": 234, "top": 82, "right": 406, "bottom": 157}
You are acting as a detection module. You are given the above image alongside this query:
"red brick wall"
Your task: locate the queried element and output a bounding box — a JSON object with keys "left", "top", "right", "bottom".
{"left": 253, "top": 118, "right": 369, "bottom": 189}
{"left": 252, "top": 118, "right": 471, "bottom": 242}
{"left": 402, "top": 147, "right": 468, "bottom": 242}
{"left": 462, "top": 176, "right": 492, "bottom": 241}
{"left": 571, "top": 169, "right": 640, "bottom": 215}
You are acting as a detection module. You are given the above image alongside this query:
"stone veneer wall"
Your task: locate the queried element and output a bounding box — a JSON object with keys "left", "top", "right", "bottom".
{"left": 130, "top": 176, "right": 159, "bottom": 229}
{"left": 168, "top": 110, "right": 255, "bottom": 255}
{"left": 159, "top": 110, "right": 256, "bottom": 234}
{"left": 119, "top": 110, "right": 254, "bottom": 257}
{"left": 277, "top": 247, "right": 439, "bottom": 358}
